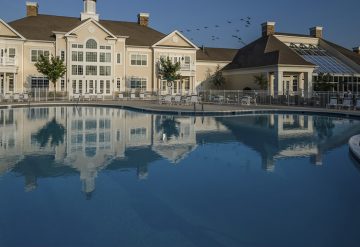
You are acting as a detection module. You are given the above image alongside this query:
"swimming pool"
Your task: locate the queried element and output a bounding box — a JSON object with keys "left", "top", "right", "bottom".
{"left": 0, "top": 106, "right": 360, "bottom": 247}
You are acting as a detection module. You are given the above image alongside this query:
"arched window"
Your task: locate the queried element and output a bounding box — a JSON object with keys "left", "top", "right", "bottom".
{"left": 86, "top": 39, "right": 97, "bottom": 49}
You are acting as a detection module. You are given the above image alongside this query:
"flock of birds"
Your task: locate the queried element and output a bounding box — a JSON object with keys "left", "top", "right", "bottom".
{"left": 178, "top": 16, "right": 252, "bottom": 46}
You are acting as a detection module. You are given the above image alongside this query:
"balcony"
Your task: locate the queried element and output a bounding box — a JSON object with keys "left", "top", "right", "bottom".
{"left": 0, "top": 57, "right": 17, "bottom": 66}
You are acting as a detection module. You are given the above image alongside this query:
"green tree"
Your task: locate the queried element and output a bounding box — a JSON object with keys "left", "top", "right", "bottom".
{"left": 254, "top": 74, "right": 268, "bottom": 90}
{"left": 158, "top": 57, "right": 181, "bottom": 91}
{"left": 314, "top": 72, "right": 334, "bottom": 91}
{"left": 35, "top": 55, "right": 66, "bottom": 95}
{"left": 210, "top": 65, "right": 226, "bottom": 89}
{"left": 156, "top": 116, "right": 180, "bottom": 141}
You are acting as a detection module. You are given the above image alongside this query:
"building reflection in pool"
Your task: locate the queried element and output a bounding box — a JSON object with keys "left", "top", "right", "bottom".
{"left": 0, "top": 107, "right": 358, "bottom": 198}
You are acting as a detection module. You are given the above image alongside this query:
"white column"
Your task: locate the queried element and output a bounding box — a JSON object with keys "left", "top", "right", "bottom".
{"left": 274, "top": 70, "right": 283, "bottom": 97}
{"left": 305, "top": 71, "right": 313, "bottom": 98}
{"left": 299, "top": 72, "right": 305, "bottom": 97}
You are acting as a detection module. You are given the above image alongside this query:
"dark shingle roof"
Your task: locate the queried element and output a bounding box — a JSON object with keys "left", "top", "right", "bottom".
{"left": 8, "top": 14, "right": 166, "bottom": 46}
{"left": 224, "top": 35, "right": 314, "bottom": 70}
{"left": 321, "top": 39, "right": 360, "bottom": 66}
{"left": 196, "top": 47, "right": 238, "bottom": 62}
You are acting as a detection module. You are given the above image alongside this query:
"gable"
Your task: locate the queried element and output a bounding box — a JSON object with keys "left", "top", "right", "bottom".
{"left": 0, "top": 20, "right": 22, "bottom": 39}
{"left": 66, "top": 20, "right": 116, "bottom": 43}
{"left": 155, "top": 32, "right": 195, "bottom": 48}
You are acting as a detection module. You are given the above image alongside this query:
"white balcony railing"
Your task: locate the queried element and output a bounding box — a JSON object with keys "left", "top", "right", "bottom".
{"left": 0, "top": 57, "right": 16, "bottom": 66}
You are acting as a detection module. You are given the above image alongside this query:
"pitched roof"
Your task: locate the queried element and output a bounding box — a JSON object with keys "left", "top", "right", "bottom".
{"left": 321, "top": 39, "right": 360, "bottom": 66}
{"left": 197, "top": 47, "right": 238, "bottom": 62}
{"left": 224, "top": 35, "right": 314, "bottom": 70}
{"left": 8, "top": 14, "right": 166, "bottom": 46}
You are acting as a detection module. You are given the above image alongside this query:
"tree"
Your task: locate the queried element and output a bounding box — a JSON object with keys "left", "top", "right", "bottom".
{"left": 158, "top": 57, "right": 181, "bottom": 92}
{"left": 210, "top": 65, "right": 226, "bottom": 89}
{"left": 35, "top": 55, "right": 66, "bottom": 95}
{"left": 314, "top": 72, "right": 334, "bottom": 91}
{"left": 155, "top": 116, "right": 180, "bottom": 141}
{"left": 254, "top": 74, "right": 268, "bottom": 90}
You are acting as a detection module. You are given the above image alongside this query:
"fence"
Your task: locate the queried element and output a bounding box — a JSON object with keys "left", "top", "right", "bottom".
{"left": 1, "top": 89, "right": 359, "bottom": 109}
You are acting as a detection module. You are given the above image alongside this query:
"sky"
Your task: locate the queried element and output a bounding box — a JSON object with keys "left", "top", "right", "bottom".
{"left": 1, "top": 0, "right": 359, "bottom": 50}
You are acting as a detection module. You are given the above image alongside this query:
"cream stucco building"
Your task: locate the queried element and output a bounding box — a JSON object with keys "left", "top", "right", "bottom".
{"left": 0, "top": 0, "right": 236, "bottom": 96}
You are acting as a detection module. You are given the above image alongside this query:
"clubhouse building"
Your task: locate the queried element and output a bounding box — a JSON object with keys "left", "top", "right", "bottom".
{"left": 0, "top": 0, "right": 359, "bottom": 97}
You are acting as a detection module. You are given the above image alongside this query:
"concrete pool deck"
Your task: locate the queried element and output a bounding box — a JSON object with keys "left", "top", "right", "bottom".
{"left": 1, "top": 100, "right": 360, "bottom": 118}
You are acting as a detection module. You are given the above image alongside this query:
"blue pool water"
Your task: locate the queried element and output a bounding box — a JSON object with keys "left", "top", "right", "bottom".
{"left": 0, "top": 107, "right": 360, "bottom": 247}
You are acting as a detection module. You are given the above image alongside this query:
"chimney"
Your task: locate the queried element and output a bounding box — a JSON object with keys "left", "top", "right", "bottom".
{"left": 138, "top": 13, "right": 149, "bottom": 26}
{"left": 26, "top": 2, "right": 38, "bottom": 17}
{"left": 353, "top": 47, "right": 360, "bottom": 55}
{"left": 310, "top": 26, "right": 323, "bottom": 38}
{"left": 261, "top": 22, "right": 276, "bottom": 37}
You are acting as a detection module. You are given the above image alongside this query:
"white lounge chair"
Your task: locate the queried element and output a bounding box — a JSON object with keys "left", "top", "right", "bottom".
{"left": 23, "top": 93, "right": 29, "bottom": 102}
{"left": 73, "top": 94, "right": 80, "bottom": 101}
{"left": 140, "top": 93, "right": 145, "bottom": 100}
{"left": 83, "top": 93, "right": 90, "bottom": 101}
{"left": 13, "top": 94, "right": 20, "bottom": 102}
{"left": 164, "top": 95, "right": 172, "bottom": 104}
{"left": 174, "top": 95, "right": 182, "bottom": 105}
{"left": 190, "top": 95, "right": 198, "bottom": 104}
{"left": 342, "top": 98, "right": 353, "bottom": 110}
{"left": 241, "top": 96, "right": 251, "bottom": 105}
{"left": 96, "top": 94, "right": 103, "bottom": 101}
{"left": 4, "top": 94, "right": 12, "bottom": 102}
{"left": 326, "top": 97, "right": 338, "bottom": 109}
{"left": 130, "top": 93, "right": 136, "bottom": 100}
{"left": 118, "top": 93, "right": 124, "bottom": 100}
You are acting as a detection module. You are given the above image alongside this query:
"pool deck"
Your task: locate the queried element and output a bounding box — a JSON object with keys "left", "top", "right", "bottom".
{"left": 1, "top": 100, "right": 360, "bottom": 118}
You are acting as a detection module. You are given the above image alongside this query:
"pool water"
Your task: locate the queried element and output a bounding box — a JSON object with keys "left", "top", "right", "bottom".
{"left": 0, "top": 107, "right": 360, "bottom": 247}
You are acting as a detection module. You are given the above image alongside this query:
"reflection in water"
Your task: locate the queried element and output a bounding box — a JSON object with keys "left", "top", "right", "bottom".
{"left": 0, "top": 107, "right": 359, "bottom": 198}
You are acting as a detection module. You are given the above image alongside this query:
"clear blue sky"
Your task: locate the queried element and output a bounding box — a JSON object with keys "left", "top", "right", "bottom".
{"left": 1, "top": 0, "right": 359, "bottom": 50}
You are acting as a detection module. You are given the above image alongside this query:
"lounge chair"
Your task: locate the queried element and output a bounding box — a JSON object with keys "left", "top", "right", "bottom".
{"left": 174, "top": 95, "right": 182, "bottom": 105}
{"left": 4, "top": 94, "right": 12, "bottom": 102}
{"left": 140, "top": 93, "right": 145, "bottom": 100}
{"left": 241, "top": 96, "right": 251, "bottom": 105}
{"left": 341, "top": 98, "right": 353, "bottom": 110}
{"left": 164, "top": 95, "right": 172, "bottom": 104}
{"left": 83, "top": 93, "right": 90, "bottom": 101}
{"left": 326, "top": 97, "right": 338, "bottom": 109}
{"left": 96, "top": 94, "right": 103, "bottom": 101}
{"left": 13, "top": 94, "right": 20, "bottom": 102}
{"left": 355, "top": 98, "right": 360, "bottom": 110}
{"left": 130, "top": 93, "right": 136, "bottom": 100}
{"left": 23, "top": 93, "right": 29, "bottom": 102}
{"left": 72, "top": 94, "right": 80, "bottom": 101}
{"left": 190, "top": 95, "right": 198, "bottom": 104}
{"left": 118, "top": 93, "right": 124, "bottom": 100}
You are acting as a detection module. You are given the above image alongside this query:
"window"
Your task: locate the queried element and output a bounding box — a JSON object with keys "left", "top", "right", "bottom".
{"left": 8, "top": 48, "right": 16, "bottom": 58}
{"left": 86, "top": 52, "right": 97, "bottom": 62}
{"left": 116, "top": 78, "right": 121, "bottom": 90}
{"left": 72, "top": 65, "right": 83, "bottom": 75}
{"left": 100, "top": 80, "right": 104, "bottom": 94}
{"left": 61, "top": 79, "right": 65, "bottom": 91}
{"left": 130, "top": 128, "right": 147, "bottom": 140}
{"left": 185, "top": 79, "right": 190, "bottom": 90}
{"left": 8, "top": 74, "right": 14, "bottom": 92}
{"left": 86, "top": 39, "right": 97, "bottom": 49}
{"left": 31, "top": 77, "right": 49, "bottom": 89}
{"left": 130, "top": 54, "right": 147, "bottom": 66}
{"left": 79, "top": 80, "right": 83, "bottom": 94}
{"left": 293, "top": 79, "right": 298, "bottom": 92}
{"left": 31, "top": 50, "right": 50, "bottom": 62}
{"left": 106, "top": 80, "right": 110, "bottom": 94}
{"left": 161, "top": 80, "right": 167, "bottom": 91}
{"left": 60, "top": 50, "right": 65, "bottom": 61}
{"left": 99, "top": 66, "right": 111, "bottom": 76}
{"left": 100, "top": 45, "right": 111, "bottom": 50}
{"left": 72, "top": 80, "right": 76, "bottom": 93}
{"left": 116, "top": 53, "right": 121, "bottom": 64}
{"left": 100, "top": 52, "right": 111, "bottom": 63}
{"left": 184, "top": 56, "right": 191, "bottom": 64}
{"left": 72, "top": 51, "right": 83, "bottom": 62}
{"left": 130, "top": 78, "right": 147, "bottom": 90}
{"left": 86, "top": 66, "right": 97, "bottom": 75}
